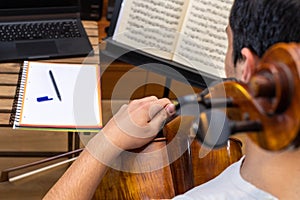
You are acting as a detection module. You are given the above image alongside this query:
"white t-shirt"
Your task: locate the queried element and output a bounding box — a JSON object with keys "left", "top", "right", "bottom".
{"left": 172, "top": 157, "right": 278, "bottom": 200}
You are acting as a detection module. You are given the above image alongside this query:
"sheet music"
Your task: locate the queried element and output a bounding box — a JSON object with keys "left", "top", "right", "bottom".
{"left": 173, "top": 0, "right": 233, "bottom": 78}
{"left": 113, "top": 0, "right": 189, "bottom": 59}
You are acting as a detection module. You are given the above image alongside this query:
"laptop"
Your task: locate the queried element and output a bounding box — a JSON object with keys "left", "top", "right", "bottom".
{"left": 0, "top": 0, "right": 93, "bottom": 62}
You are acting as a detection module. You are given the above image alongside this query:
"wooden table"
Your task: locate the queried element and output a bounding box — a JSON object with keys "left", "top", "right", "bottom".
{"left": 0, "top": 20, "right": 99, "bottom": 157}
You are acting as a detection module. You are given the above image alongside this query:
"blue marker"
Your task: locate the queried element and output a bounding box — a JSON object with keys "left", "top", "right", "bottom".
{"left": 37, "top": 96, "right": 53, "bottom": 102}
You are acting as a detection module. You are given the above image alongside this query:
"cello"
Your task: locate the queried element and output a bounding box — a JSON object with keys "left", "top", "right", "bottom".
{"left": 3, "top": 43, "right": 300, "bottom": 199}
{"left": 95, "top": 42, "right": 300, "bottom": 199}
{"left": 164, "top": 42, "right": 300, "bottom": 196}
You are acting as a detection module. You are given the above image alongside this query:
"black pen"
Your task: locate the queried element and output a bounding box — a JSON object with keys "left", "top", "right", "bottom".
{"left": 49, "top": 70, "right": 62, "bottom": 101}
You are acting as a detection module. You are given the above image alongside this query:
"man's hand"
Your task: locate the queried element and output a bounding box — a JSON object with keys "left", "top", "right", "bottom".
{"left": 102, "top": 96, "right": 176, "bottom": 150}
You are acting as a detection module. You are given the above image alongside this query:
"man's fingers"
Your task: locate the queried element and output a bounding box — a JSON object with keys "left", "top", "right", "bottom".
{"left": 110, "top": 97, "right": 176, "bottom": 140}
{"left": 148, "top": 103, "right": 176, "bottom": 131}
{"left": 148, "top": 99, "right": 176, "bottom": 120}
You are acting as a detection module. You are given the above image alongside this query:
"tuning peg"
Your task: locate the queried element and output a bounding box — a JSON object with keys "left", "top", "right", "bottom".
{"left": 173, "top": 94, "right": 234, "bottom": 111}
{"left": 192, "top": 109, "right": 262, "bottom": 148}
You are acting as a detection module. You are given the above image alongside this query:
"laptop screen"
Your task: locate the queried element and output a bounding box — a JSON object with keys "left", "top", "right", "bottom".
{"left": 0, "top": 0, "right": 80, "bottom": 16}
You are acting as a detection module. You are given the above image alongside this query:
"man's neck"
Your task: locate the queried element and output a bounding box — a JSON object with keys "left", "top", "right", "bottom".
{"left": 240, "top": 137, "right": 300, "bottom": 199}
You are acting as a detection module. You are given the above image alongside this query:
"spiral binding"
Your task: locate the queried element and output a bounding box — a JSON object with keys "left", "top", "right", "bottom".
{"left": 8, "top": 64, "right": 23, "bottom": 126}
{"left": 12, "top": 61, "right": 28, "bottom": 128}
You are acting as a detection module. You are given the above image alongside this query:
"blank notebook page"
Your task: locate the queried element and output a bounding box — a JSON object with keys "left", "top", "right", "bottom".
{"left": 15, "top": 61, "right": 102, "bottom": 130}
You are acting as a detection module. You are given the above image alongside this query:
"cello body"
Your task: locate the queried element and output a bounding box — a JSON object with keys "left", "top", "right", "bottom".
{"left": 93, "top": 116, "right": 243, "bottom": 199}
{"left": 94, "top": 42, "right": 300, "bottom": 199}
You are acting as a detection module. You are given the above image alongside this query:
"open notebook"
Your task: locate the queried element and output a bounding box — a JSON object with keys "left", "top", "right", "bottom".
{"left": 13, "top": 61, "right": 102, "bottom": 132}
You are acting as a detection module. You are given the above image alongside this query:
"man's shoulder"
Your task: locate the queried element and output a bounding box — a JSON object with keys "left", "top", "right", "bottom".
{"left": 172, "top": 156, "right": 277, "bottom": 200}
{"left": 172, "top": 158, "right": 244, "bottom": 199}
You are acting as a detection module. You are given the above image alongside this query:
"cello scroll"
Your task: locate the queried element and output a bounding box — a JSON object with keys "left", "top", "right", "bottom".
{"left": 191, "top": 42, "right": 300, "bottom": 151}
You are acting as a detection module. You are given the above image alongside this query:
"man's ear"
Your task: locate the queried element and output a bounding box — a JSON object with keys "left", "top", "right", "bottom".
{"left": 240, "top": 48, "right": 258, "bottom": 83}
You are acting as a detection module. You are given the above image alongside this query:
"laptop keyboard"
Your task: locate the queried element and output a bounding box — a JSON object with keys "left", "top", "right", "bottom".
{"left": 0, "top": 20, "right": 82, "bottom": 42}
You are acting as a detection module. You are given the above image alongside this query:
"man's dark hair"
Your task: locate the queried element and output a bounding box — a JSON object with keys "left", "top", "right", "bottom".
{"left": 229, "top": 0, "right": 300, "bottom": 65}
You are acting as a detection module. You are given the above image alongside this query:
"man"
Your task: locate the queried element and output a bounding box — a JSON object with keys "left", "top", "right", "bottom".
{"left": 44, "top": 0, "right": 300, "bottom": 199}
